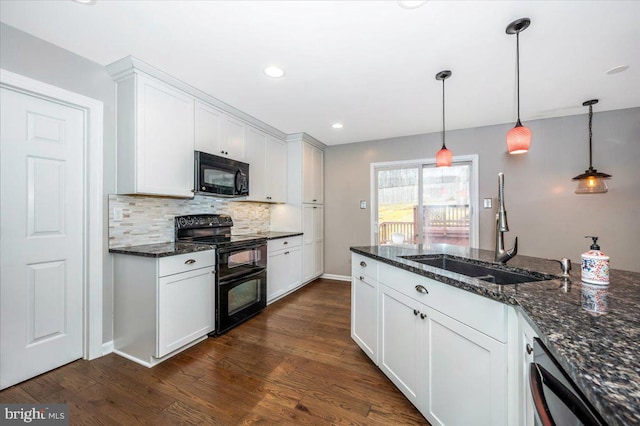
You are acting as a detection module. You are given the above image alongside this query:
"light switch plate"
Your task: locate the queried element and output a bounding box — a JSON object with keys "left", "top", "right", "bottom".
{"left": 360, "top": 200, "right": 367, "bottom": 209}
{"left": 483, "top": 198, "right": 493, "bottom": 209}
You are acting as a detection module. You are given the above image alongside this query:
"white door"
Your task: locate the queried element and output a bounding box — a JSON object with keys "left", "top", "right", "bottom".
{"left": 1, "top": 87, "right": 85, "bottom": 389}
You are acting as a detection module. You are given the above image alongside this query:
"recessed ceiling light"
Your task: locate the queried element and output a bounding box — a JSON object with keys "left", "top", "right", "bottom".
{"left": 397, "top": 1, "right": 428, "bottom": 9}
{"left": 332, "top": 123, "right": 344, "bottom": 129}
{"left": 264, "top": 66, "right": 285, "bottom": 78}
{"left": 72, "top": 0, "right": 97, "bottom": 5}
{"left": 606, "top": 65, "right": 629, "bottom": 75}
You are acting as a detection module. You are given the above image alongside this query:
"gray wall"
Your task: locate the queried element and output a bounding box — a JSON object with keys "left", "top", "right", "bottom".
{"left": 1, "top": 23, "right": 117, "bottom": 343}
{"left": 325, "top": 107, "right": 640, "bottom": 275}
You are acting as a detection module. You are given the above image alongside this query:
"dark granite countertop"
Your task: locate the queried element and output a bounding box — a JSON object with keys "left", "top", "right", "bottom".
{"left": 109, "top": 232, "right": 303, "bottom": 257}
{"left": 351, "top": 244, "right": 640, "bottom": 426}
{"left": 109, "top": 242, "right": 216, "bottom": 258}
{"left": 253, "top": 231, "right": 303, "bottom": 240}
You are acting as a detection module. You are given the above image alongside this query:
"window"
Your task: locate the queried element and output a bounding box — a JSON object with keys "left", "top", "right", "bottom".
{"left": 371, "top": 155, "right": 478, "bottom": 248}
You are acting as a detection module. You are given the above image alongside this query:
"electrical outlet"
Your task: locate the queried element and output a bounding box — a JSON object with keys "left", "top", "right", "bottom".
{"left": 113, "top": 207, "right": 124, "bottom": 221}
{"left": 483, "top": 198, "right": 493, "bottom": 209}
{"left": 360, "top": 200, "right": 367, "bottom": 209}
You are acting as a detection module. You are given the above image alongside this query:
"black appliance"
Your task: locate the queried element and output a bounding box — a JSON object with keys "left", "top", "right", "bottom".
{"left": 175, "top": 214, "right": 267, "bottom": 335}
{"left": 529, "top": 337, "right": 606, "bottom": 426}
{"left": 194, "top": 151, "right": 249, "bottom": 197}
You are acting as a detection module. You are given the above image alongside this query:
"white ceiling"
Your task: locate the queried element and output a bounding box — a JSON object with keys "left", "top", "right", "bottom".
{"left": 1, "top": 0, "right": 639, "bottom": 146}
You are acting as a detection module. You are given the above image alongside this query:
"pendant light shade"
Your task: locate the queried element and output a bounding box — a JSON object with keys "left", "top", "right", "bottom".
{"left": 435, "top": 70, "right": 452, "bottom": 167}
{"left": 506, "top": 18, "right": 531, "bottom": 154}
{"left": 573, "top": 99, "right": 611, "bottom": 194}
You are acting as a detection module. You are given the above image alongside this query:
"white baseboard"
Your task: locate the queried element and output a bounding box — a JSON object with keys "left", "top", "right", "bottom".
{"left": 102, "top": 340, "right": 114, "bottom": 355}
{"left": 321, "top": 273, "right": 351, "bottom": 282}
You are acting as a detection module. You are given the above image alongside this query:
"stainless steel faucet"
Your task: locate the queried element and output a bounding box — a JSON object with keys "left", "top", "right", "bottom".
{"left": 495, "top": 173, "right": 518, "bottom": 264}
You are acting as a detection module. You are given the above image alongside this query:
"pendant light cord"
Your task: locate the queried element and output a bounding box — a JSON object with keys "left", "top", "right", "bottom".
{"left": 516, "top": 31, "right": 521, "bottom": 122}
{"left": 442, "top": 78, "right": 446, "bottom": 149}
{"left": 588, "top": 104, "right": 593, "bottom": 169}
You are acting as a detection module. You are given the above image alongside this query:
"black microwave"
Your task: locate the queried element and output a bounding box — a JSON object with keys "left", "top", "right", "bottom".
{"left": 194, "top": 151, "right": 249, "bottom": 197}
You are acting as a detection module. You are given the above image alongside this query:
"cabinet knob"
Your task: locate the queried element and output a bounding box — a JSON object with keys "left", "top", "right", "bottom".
{"left": 283, "top": 241, "right": 288, "bottom": 245}
{"left": 359, "top": 276, "right": 364, "bottom": 281}
{"left": 415, "top": 285, "right": 428, "bottom": 294}
{"left": 284, "top": 251, "right": 290, "bottom": 255}
{"left": 184, "top": 259, "right": 196, "bottom": 265}
{"left": 420, "top": 313, "right": 427, "bottom": 320}
{"left": 359, "top": 261, "right": 367, "bottom": 267}
{"left": 313, "top": 199, "right": 317, "bottom": 202}
{"left": 413, "top": 309, "right": 419, "bottom": 316}
{"left": 526, "top": 343, "right": 533, "bottom": 355}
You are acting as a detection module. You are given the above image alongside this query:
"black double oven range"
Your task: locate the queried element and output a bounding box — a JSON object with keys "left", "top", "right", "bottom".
{"left": 175, "top": 214, "right": 267, "bottom": 336}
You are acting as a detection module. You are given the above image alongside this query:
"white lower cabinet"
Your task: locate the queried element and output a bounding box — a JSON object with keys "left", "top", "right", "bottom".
{"left": 352, "top": 253, "right": 509, "bottom": 426}
{"left": 518, "top": 311, "right": 538, "bottom": 426}
{"left": 351, "top": 254, "right": 379, "bottom": 363}
{"left": 114, "top": 250, "right": 215, "bottom": 367}
{"left": 267, "top": 236, "right": 302, "bottom": 303}
{"left": 302, "top": 204, "right": 323, "bottom": 282}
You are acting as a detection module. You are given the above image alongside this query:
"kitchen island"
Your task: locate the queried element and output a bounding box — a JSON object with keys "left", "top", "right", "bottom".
{"left": 351, "top": 244, "right": 640, "bottom": 426}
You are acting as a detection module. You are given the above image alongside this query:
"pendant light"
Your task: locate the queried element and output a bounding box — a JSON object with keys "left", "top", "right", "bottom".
{"left": 435, "top": 70, "right": 453, "bottom": 167}
{"left": 506, "top": 18, "right": 531, "bottom": 154}
{"left": 573, "top": 99, "right": 611, "bottom": 194}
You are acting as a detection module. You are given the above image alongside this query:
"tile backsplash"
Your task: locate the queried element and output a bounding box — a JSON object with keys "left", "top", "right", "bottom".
{"left": 108, "top": 194, "right": 270, "bottom": 248}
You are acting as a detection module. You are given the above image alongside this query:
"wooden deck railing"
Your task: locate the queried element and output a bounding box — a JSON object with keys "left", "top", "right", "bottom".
{"left": 379, "top": 204, "right": 470, "bottom": 244}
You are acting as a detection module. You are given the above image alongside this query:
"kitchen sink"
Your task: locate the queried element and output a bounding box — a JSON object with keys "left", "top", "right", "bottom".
{"left": 400, "top": 254, "right": 557, "bottom": 285}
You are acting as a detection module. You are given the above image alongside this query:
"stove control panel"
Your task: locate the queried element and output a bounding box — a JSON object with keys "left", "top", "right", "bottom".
{"left": 175, "top": 214, "right": 233, "bottom": 230}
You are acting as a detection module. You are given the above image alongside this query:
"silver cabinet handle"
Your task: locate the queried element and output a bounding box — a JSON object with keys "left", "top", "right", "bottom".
{"left": 526, "top": 343, "right": 533, "bottom": 355}
{"left": 420, "top": 313, "right": 427, "bottom": 320}
{"left": 359, "top": 261, "right": 367, "bottom": 267}
{"left": 413, "top": 309, "right": 419, "bottom": 316}
{"left": 185, "top": 259, "right": 196, "bottom": 265}
{"left": 415, "top": 285, "right": 428, "bottom": 294}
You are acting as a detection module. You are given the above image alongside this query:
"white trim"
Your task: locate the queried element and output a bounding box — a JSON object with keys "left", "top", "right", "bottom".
{"left": 0, "top": 68, "right": 104, "bottom": 360}
{"left": 321, "top": 273, "right": 351, "bottom": 282}
{"left": 102, "top": 340, "right": 114, "bottom": 355}
{"left": 369, "top": 154, "right": 479, "bottom": 248}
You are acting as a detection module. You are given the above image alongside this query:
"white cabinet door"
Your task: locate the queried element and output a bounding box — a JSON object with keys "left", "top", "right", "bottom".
{"left": 157, "top": 266, "right": 215, "bottom": 357}
{"left": 351, "top": 274, "right": 378, "bottom": 363}
{"left": 245, "top": 127, "right": 267, "bottom": 201}
{"left": 519, "top": 314, "right": 537, "bottom": 426}
{"left": 425, "top": 308, "right": 507, "bottom": 426}
{"left": 220, "top": 114, "right": 246, "bottom": 161}
{"left": 195, "top": 100, "right": 222, "bottom": 155}
{"left": 267, "top": 246, "right": 302, "bottom": 303}
{"left": 266, "top": 136, "right": 287, "bottom": 203}
{"left": 378, "top": 284, "right": 423, "bottom": 408}
{"left": 302, "top": 204, "right": 323, "bottom": 282}
{"left": 302, "top": 142, "right": 323, "bottom": 204}
{"left": 133, "top": 74, "right": 195, "bottom": 197}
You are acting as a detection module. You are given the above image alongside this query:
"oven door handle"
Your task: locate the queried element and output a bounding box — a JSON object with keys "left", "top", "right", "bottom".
{"left": 530, "top": 363, "right": 603, "bottom": 426}
{"left": 219, "top": 268, "right": 265, "bottom": 285}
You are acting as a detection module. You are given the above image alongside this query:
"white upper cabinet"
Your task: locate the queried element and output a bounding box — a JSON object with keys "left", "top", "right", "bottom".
{"left": 220, "top": 114, "right": 246, "bottom": 161}
{"left": 302, "top": 142, "right": 324, "bottom": 204}
{"left": 194, "top": 100, "right": 222, "bottom": 154}
{"left": 245, "top": 126, "right": 287, "bottom": 203}
{"left": 195, "top": 100, "right": 246, "bottom": 162}
{"left": 266, "top": 136, "right": 287, "bottom": 202}
{"left": 114, "top": 72, "right": 195, "bottom": 197}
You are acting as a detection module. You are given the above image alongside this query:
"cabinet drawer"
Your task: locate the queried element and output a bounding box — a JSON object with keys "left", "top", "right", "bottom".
{"left": 352, "top": 253, "right": 378, "bottom": 281}
{"left": 159, "top": 250, "right": 215, "bottom": 277}
{"left": 378, "top": 263, "right": 507, "bottom": 342}
{"left": 268, "top": 236, "right": 302, "bottom": 253}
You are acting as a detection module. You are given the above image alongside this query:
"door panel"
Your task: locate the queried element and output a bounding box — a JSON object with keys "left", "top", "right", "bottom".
{"left": 1, "top": 87, "right": 84, "bottom": 389}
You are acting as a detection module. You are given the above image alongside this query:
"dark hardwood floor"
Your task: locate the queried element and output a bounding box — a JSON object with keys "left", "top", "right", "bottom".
{"left": 0, "top": 278, "right": 429, "bottom": 425}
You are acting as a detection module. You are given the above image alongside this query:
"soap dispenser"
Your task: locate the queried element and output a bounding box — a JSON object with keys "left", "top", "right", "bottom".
{"left": 581, "top": 236, "right": 609, "bottom": 285}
